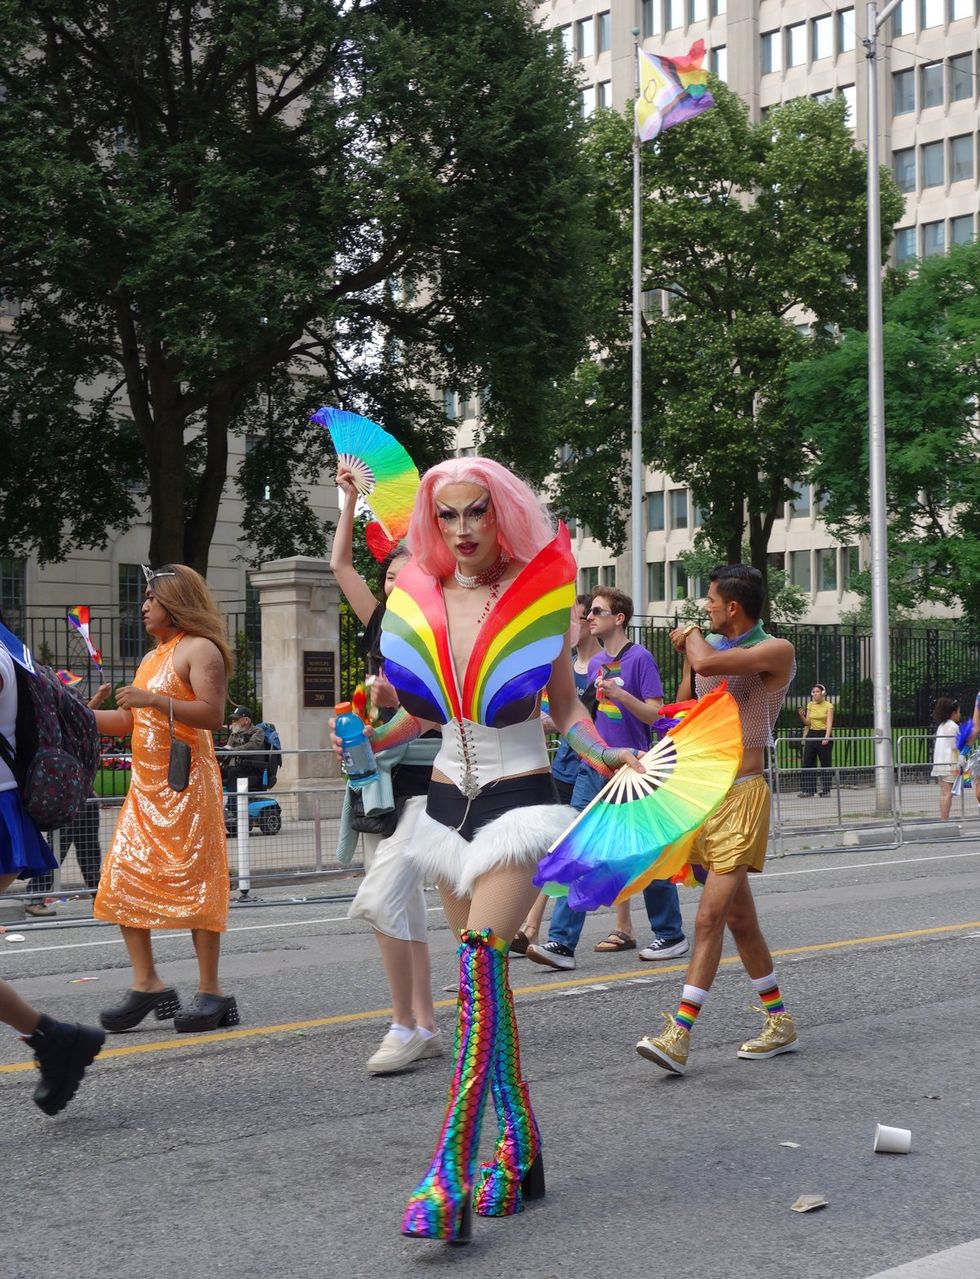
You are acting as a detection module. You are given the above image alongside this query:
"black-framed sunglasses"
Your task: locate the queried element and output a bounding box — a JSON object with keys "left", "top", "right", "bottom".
{"left": 141, "top": 564, "right": 177, "bottom": 586}
{"left": 587, "top": 606, "right": 613, "bottom": 618}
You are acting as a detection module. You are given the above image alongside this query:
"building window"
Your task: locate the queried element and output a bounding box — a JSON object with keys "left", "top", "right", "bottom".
{"left": 668, "top": 561, "right": 688, "bottom": 600}
{"left": 600, "top": 565, "right": 616, "bottom": 588}
{"left": 712, "top": 0, "right": 727, "bottom": 14}
{"left": 842, "top": 546, "right": 860, "bottom": 587}
{"left": 787, "top": 23, "right": 807, "bottom": 68}
{"left": 577, "top": 17, "right": 595, "bottom": 59}
{"left": 812, "top": 89, "right": 833, "bottom": 104}
{"left": 761, "top": 31, "right": 782, "bottom": 76}
{"left": 597, "top": 80, "right": 612, "bottom": 109}
{"left": 950, "top": 0, "right": 972, "bottom": 17}
{"left": 949, "top": 53, "right": 973, "bottom": 102}
{"left": 817, "top": 548, "right": 838, "bottom": 593}
{"left": 669, "top": 488, "right": 688, "bottom": 530}
{"left": 689, "top": 0, "right": 708, "bottom": 22}
{"left": 580, "top": 87, "right": 594, "bottom": 118}
{"left": 892, "top": 0, "right": 914, "bottom": 34}
{"left": 950, "top": 134, "right": 974, "bottom": 182}
{"left": 893, "top": 68, "right": 915, "bottom": 114}
{"left": 920, "top": 0, "right": 943, "bottom": 26}
{"left": 790, "top": 485, "right": 811, "bottom": 517}
{"left": 894, "top": 147, "right": 916, "bottom": 192}
{"left": 710, "top": 45, "right": 727, "bottom": 81}
{"left": 641, "top": 0, "right": 660, "bottom": 38}
{"left": 0, "top": 558, "right": 26, "bottom": 636}
{"left": 119, "top": 563, "right": 146, "bottom": 661}
{"left": 921, "top": 140, "right": 944, "bottom": 188}
{"left": 951, "top": 214, "right": 975, "bottom": 245}
{"left": 839, "top": 84, "right": 856, "bottom": 127}
{"left": 921, "top": 62, "right": 943, "bottom": 110}
{"left": 894, "top": 225, "right": 917, "bottom": 265}
{"left": 580, "top": 566, "right": 599, "bottom": 594}
{"left": 812, "top": 14, "right": 833, "bottom": 61}
{"left": 646, "top": 491, "right": 665, "bottom": 532}
{"left": 648, "top": 561, "right": 666, "bottom": 602}
{"left": 667, "top": 0, "right": 684, "bottom": 29}
{"left": 789, "top": 550, "right": 812, "bottom": 592}
{"left": 597, "top": 11, "right": 611, "bottom": 52}
{"left": 922, "top": 220, "right": 945, "bottom": 257}
{"left": 837, "top": 7, "right": 856, "bottom": 52}
{"left": 442, "top": 389, "right": 458, "bottom": 419}
{"left": 556, "top": 25, "right": 573, "bottom": 61}
{"left": 692, "top": 502, "right": 705, "bottom": 528}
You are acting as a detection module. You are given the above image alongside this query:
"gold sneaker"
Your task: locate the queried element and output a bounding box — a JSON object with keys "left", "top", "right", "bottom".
{"left": 636, "top": 1012, "right": 690, "bottom": 1075}
{"left": 737, "top": 1011, "right": 799, "bottom": 1060}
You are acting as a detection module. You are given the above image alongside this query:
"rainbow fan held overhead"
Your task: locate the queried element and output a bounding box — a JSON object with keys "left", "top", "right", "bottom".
{"left": 312, "top": 406, "right": 419, "bottom": 544}
{"left": 534, "top": 685, "right": 742, "bottom": 911}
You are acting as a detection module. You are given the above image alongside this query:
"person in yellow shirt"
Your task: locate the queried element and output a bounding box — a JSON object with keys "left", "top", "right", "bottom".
{"left": 798, "top": 684, "right": 834, "bottom": 797}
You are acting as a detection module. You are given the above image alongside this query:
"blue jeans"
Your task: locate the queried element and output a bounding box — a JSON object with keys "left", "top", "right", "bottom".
{"left": 546, "top": 764, "right": 684, "bottom": 954}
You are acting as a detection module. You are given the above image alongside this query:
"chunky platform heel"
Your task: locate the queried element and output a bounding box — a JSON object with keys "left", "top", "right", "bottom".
{"left": 99, "top": 987, "right": 181, "bottom": 1033}
{"left": 173, "top": 993, "right": 239, "bottom": 1034}
{"left": 520, "top": 1151, "right": 545, "bottom": 1202}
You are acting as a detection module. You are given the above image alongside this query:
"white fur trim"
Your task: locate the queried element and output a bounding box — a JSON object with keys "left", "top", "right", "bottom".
{"left": 409, "top": 803, "right": 576, "bottom": 898}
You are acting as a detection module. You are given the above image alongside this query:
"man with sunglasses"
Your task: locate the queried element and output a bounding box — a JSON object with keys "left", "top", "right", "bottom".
{"left": 528, "top": 589, "right": 688, "bottom": 970}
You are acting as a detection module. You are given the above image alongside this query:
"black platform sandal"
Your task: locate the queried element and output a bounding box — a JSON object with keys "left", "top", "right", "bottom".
{"left": 173, "top": 993, "right": 240, "bottom": 1034}
{"left": 99, "top": 988, "right": 182, "bottom": 1033}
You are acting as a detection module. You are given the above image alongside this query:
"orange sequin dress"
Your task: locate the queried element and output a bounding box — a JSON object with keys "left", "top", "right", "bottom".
{"left": 94, "top": 633, "right": 228, "bottom": 932}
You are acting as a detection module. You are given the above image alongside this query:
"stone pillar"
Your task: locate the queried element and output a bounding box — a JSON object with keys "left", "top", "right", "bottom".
{"left": 250, "top": 557, "right": 342, "bottom": 796}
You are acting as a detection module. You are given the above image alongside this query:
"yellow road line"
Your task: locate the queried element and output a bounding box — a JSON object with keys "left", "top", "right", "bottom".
{"left": 2, "top": 918, "right": 977, "bottom": 1076}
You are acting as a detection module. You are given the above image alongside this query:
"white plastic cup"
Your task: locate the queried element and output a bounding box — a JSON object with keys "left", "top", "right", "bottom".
{"left": 873, "top": 1123, "right": 912, "bottom": 1154}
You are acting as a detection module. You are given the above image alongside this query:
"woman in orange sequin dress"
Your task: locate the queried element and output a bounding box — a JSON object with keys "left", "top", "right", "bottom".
{"left": 94, "top": 565, "right": 236, "bottom": 1034}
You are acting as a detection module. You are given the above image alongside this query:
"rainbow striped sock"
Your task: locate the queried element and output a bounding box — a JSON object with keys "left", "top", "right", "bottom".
{"left": 674, "top": 984, "right": 709, "bottom": 1031}
{"left": 751, "top": 973, "right": 785, "bottom": 1014}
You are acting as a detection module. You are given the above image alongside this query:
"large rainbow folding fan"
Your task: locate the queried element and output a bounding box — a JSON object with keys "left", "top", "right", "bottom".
{"left": 534, "top": 685, "right": 743, "bottom": 911}
{"left": 380, "top": 525, "right": 577, "bottom": 728}
{"left": 312, "top": 406, "right": 419, "bottom": 544}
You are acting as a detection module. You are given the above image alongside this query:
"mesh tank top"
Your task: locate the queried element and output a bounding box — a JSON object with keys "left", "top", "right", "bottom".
{"left": 695, "top": 651, "right": 796, "bottom": 749}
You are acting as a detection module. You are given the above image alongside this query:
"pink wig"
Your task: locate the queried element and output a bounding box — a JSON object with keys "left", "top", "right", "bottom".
{"left": 407, "top": 457, "right": 556, "bottom": 579}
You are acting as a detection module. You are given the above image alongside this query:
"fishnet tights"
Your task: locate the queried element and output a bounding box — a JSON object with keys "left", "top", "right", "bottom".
{"left": 437, "top": 863, "right": 540, "bottom": 945}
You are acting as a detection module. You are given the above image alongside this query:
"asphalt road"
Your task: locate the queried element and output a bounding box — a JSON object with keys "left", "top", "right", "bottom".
{"left": 2, "top": 842, "right": 980, "bottom": 1279}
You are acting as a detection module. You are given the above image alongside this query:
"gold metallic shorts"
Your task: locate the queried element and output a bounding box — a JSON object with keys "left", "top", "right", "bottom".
{"left": 689, "top": 773, "right": 770, "bottom": 875}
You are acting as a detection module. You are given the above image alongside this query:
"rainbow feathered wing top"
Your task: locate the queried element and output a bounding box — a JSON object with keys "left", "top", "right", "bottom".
{"left": 380, "top": 526, "right": 577, "bottom": 728}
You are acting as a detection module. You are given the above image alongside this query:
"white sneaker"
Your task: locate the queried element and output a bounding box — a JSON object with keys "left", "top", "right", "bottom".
{"left": 366, "top": 1028, "right": 428, "bottom": 1075}
{"left": 526, "top": 941, "right": 576, "bottom": 971}
{"left": 638, "top": 936, "right": 690, "bottom": 962}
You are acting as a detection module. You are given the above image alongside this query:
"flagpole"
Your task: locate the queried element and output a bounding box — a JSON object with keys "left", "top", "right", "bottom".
{"left": 630, "top": 27, "right": 644, "bottom": 616}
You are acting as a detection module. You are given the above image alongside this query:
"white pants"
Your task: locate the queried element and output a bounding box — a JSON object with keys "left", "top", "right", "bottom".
{"left": 347, "top": 796, "right": 428, "bottom": 942}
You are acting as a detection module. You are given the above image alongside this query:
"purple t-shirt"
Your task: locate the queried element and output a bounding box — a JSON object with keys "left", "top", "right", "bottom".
{"left": 587, "top": 642, "right": 664, "bottom": 754}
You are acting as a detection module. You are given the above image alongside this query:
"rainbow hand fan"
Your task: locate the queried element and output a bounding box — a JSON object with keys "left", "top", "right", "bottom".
{"left": 312, "top": 407, "right": 419, "bottom": 543}
{"left": 534, "top": 686, "right": 743, "bottom": 912}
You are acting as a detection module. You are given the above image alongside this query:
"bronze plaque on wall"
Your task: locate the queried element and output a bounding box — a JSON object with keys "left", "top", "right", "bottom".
{"left": 302, "top": 651, "right": 336, "bottom": 708}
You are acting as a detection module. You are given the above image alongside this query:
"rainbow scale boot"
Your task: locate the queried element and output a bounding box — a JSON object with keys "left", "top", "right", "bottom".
{"left": 401, "top": 929, "right": 504, "bottom": 1244}
{"left": 473, "top": 965, "right": 545, "bottom": 1217}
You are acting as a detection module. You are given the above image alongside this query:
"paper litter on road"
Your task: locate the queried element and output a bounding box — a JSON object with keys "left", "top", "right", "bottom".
{"left": 780, "top": 1141, "right": 801, "bottom": 1148}
{"left": 4, "top": 934, "right": 26, "bottom": 943}
{"left": 790, "top": 1195, "right": 828, "bottom": 1213}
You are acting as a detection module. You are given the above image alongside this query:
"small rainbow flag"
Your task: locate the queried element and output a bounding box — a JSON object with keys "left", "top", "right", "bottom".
{"left": 56, "top": 669, "right": 83, "bottom": 687}
{"left": 66, "top": 605, "right": 102, "bottom": 672}
{"left": 635, "top": 40, "right": 714, "bottom": 143}
{"left": 597, "top": 661, "right": 624, "bottom": 722}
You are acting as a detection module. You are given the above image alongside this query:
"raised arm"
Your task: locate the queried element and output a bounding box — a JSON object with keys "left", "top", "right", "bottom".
{"left": 681, "top": 628, "right": 796, "bottom": 686}
{"left": 329, "top": 465, "right": 381, "bottom": 627}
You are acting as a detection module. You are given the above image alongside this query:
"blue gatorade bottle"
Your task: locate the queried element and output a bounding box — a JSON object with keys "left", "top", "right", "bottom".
{"left": 335, "top": 701, "right": 379, "bottom": 789}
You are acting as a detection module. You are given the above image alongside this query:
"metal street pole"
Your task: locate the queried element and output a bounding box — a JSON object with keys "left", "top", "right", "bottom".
{"left": 630, "top": 29, "right": 645, "bottom": 614}
{"left": 864, "top": 0, "right": 902, "bottom": 814}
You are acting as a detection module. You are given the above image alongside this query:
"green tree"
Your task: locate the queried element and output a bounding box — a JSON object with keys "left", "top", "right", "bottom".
{"left": 551, "top": 90, "right": 904, "bottom": 599}
{"left": 676, "top": 543, "right": 808, "bottom": 625}
{"left": 787, "top": 241, "right": 980, "bottom": 623}
{"left": 0, "top": 0, "right": 595, "bottom": 572}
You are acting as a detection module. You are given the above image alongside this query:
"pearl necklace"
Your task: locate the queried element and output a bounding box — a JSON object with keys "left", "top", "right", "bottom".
{"left": 454, "top": 551, "right": 510, "bottom": 590}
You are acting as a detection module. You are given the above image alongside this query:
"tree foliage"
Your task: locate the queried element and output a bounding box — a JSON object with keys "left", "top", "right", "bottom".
{"left": 787, "top": 240, "right": 980, "bottom": 623}
{"left": 551, "top": 89, "right": 904, "bottom": 594}
{"left": 0, "top": 0, "right": 595, "bottom": 571}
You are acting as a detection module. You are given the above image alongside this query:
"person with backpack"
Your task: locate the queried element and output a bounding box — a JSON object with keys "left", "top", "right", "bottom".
{"left": 0, "top": 615, "right": 104, "bottom": 1113}
{"left": 93, "top": 564, "right": 237, "bottom": 1035}
{"left": 219, "top": 705, "right": 267, "bottom": 792}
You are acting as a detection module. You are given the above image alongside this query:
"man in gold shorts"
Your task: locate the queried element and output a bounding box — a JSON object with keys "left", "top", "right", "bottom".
{"left": 637, "top": 565, "right": 797, "bottom": 1075}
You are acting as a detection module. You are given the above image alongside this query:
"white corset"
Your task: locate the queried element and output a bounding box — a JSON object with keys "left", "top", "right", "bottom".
{"left": 434, "top": 718, "right": 550, "bottom": 798}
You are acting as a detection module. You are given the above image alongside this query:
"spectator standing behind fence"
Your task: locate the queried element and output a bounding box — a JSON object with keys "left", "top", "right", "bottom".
{"left": 93, "top": 565, "right": 237, "bottom": 1035}
{"left": 330, "top": 463, "right": 442, "bottom": 1075}
{"left": 797, "top": 684, "right": 834, "bottom": 798}
{"left": 931, "top": 697, "right": 961, "bottom": 821}
{"left": 25, "top": 681, "right": 111, "bottom": 917}
{"left": 218, "top": 705, "right": 266, "bottom": 793}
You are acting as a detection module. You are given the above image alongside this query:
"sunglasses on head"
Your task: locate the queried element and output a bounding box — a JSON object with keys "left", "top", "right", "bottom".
{"left": 141, "top": 564, "right": 177, "bottom": 586}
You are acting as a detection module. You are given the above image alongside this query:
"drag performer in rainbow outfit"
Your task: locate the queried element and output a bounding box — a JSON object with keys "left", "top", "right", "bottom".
{"left": 354, "top": 458, "right": 640, "bottom": 1244}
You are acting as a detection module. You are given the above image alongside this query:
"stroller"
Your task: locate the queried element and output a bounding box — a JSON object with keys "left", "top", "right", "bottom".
{"left": 221, "top": 722, "right": 283, "bottom": 837}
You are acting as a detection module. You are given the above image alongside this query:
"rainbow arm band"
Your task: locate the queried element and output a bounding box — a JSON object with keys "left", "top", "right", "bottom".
{"left": 368, "top": 708, "right": 425, "bottom": 754}
{"left": 565, "top": 719, "right": 623, "bottom": 778}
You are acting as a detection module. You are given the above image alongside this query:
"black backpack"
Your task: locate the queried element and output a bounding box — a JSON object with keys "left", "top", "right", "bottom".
{"left": 0, "top": 663, "right": 100, "bottom": 828}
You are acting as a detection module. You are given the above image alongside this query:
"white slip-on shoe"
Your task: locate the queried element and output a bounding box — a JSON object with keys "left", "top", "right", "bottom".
{"left": 366, "top": 1028, "right": 427, "bottom": 1075}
